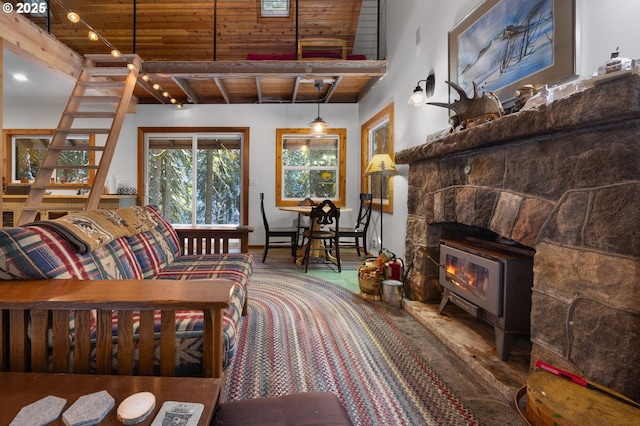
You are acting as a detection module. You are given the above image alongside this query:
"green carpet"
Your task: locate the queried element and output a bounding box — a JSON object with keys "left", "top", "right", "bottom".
{"left": 297, "top": 269, "right": 360, "bottom": 293}
{"left": 251, "top": 247, "right": 367, "bottom": 295}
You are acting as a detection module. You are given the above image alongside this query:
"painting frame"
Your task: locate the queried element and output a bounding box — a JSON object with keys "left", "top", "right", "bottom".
{"left": 448, "top": 0, "right": 575, "bottom": 105}
{"left": 360, "top": 102, "right": 394, "bottom": 213}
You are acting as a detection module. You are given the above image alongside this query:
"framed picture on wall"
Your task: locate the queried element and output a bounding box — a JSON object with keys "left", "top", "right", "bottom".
{"left": 448, "top": 0, "right": 575, "bottom": 104}
{"left": 360, "top": 103, "right": 394, "bottom": 213}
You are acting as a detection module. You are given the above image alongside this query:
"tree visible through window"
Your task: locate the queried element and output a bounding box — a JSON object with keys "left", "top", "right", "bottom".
{"left": 276, "top": 128, "right": 346, "bottom": 206}
{"left": 142, "top": 130, "right": 248, "bottom": 226}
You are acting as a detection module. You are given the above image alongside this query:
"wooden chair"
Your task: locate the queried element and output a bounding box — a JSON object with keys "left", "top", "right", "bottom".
{"left": 336, "top": 193, "right": 373, "bottom": 256}
{"left": 300, "top": 199, "right": 341, "bottom": 272}
{"left": 296, "top": 197, "right": 317, "bottom": 245}
{"left": 260, "top": 193, "right": 299, "bottom": 262}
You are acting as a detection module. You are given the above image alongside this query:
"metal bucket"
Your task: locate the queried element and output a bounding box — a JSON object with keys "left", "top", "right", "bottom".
{"left": 382, "top": 279, "right": 403, "bottom": 309}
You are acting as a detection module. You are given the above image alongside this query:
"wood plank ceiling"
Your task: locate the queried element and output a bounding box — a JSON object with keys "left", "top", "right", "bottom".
{"left": 25, "top": 0, "right": 387, "bottom": 105}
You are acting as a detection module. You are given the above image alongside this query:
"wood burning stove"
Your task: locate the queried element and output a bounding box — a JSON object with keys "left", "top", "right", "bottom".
{"left": 438, "top": 239, "right": 534, "bottom": 361}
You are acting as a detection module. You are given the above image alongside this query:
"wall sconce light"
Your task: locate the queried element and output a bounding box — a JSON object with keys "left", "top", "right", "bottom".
{"left": 309, "top": 79, "right": 328, "bottom": 137}
{"left": 408, "top": 73, "right": 435, "bottom": 106}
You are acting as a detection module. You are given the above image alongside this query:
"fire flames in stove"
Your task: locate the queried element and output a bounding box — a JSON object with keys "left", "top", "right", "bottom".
{"left": 444, "top": 255, "right": 489, "bottom": 301}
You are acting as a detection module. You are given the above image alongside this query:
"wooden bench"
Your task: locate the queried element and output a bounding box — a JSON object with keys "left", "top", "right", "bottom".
{"left": 174, "top": 225, "right": 254, "bottom": 255}
{"left": 0, "top": 279, "right": 234, "bottom": 379}
{"left": 297, "top": 38, "right": 347, "bottom": 59}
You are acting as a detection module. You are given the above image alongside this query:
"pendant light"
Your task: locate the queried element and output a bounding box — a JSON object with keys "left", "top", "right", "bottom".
{"left": 309, "top": 80, "right": 328, "bottom": 137}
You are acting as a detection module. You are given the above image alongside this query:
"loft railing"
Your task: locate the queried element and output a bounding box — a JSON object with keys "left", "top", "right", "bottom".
{"left": 11, "top": 0, "right": 384, "bottom": 61}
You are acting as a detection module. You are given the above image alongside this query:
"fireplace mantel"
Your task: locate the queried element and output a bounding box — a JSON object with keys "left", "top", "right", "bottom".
{"left": 396, "top": 73, "right": 640, "bottom": 165}
{"left": 398, "top": 73, "right": 640, "bottom": 401}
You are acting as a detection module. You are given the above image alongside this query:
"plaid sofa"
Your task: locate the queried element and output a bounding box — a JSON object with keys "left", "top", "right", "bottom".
{"left": 0, "top": 205, "right": 253, "bottom": 375}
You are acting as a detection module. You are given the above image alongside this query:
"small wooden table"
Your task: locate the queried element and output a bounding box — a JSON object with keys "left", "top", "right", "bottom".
{"left": 1, "top": 372, "right": 221, "bottom": 425}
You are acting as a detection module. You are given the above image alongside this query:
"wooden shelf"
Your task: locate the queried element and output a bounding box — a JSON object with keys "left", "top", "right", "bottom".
{"left": 1, "top": 195, "right": 137, "bottom": 227}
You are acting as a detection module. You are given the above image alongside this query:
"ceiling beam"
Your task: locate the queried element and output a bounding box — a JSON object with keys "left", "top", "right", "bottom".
{"left": 292, "top": 76, "right": 301, "bottom": 103}
{"left": 324, "top": 76, "right": 343, "bottom": 103}
{"left": 255, "top": 76, "right": 262, "bottom": 104}
{"left": 357, "top": 76, "right": 382, "bottom": 103}
{"left": 142, "top": 60, "right": 387, "bottom": 78}
{"left": 0, "top": 11, "right": 83, "bottom": 82}
{"left": 213, "top": 77, "right": 230, "bottom": 104}
{"left": 135, "top": 80, "right": 169, "bottom": 104}
{"left": 173, "top": 77, "right": 200, "bottom": 104}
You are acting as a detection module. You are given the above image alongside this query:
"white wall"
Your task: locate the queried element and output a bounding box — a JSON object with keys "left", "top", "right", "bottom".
{"left": 360, "top": 0, "right": 640, "bottom": 258}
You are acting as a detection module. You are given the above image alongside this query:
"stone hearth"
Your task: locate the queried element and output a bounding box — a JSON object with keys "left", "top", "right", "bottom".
{"left": 395, "top": 74, "right": 640, "bottom": 401}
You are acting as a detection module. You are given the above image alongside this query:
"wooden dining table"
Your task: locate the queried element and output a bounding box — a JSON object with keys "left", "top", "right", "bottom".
{"left": 279, "top": 205, "right": 352, "bottom": 264}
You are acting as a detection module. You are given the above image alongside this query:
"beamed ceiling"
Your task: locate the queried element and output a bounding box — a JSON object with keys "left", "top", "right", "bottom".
{"left": 8, "top": 0, "right": 387, "bottom": 105}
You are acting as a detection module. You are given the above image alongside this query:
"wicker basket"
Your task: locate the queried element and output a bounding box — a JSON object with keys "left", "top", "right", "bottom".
{"left": 358, "top": 257, "right": 382, "bottom": 300}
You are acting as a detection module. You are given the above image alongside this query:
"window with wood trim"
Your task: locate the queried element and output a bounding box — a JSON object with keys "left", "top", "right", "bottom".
{"left": 3, "top": 129, "right": 95, "bottom": 186}
{"left": 276, "top": 128, "right": 346, "bottom": 207}
{"left": 138, "top": 127, "right": 250, "bottom": 226}
{"left": 260, "top": 0, "right": 289, "bottom": 17}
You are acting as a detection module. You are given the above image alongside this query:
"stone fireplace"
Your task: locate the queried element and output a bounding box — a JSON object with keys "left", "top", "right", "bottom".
{"left": 395, "top": 74, "right": 640, "bottom": 401}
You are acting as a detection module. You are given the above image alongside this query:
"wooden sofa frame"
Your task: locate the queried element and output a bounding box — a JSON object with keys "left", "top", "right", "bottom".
{"left": 0, "top": 224, "right": 254, "bottom": 379}
{"left": 0, "top": 278, "right": 234, "bottom": 379}
{"left": 174, "top": 225, "right": 253, "bottom": 255}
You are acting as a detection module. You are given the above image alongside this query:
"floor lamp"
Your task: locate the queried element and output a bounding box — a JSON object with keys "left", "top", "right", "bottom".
{"left": 364, "top": 153, "right": 398, "bottom": 252}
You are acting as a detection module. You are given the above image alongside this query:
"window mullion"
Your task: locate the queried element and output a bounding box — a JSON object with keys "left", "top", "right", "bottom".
{"left": 191, "top": 136, "right": 198, "bottom": 226}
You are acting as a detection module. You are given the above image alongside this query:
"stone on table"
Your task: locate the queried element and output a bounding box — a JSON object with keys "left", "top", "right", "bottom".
{"left": 10, "top": 395, "right": 67, "bottom": 426}
{"left": 62, "top": 390, "right": 115, "bottom": 426}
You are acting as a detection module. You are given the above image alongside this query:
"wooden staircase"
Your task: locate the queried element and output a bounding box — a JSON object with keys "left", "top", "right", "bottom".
{"left": 17, "top": 54, "right": 142, "bottom": 225}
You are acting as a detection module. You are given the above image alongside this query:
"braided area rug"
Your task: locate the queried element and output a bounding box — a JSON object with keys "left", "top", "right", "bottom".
{"left": 222, "top": 270, "right": 480, "bottom": 426}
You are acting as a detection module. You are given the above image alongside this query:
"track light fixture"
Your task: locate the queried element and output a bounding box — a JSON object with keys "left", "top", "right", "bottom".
{"left": 66, "top": 11, "right": 80, "bottom": 23}
{"left": 54, "top": 0, "right": 186, "bottom": 109}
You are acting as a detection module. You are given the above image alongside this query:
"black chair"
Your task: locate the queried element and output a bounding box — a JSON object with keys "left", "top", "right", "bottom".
{"left": 300, "top": 199, "right": 341, "bottom": 273}
{"left": 260, "top": 193, "right": 299, "bottom": 263}
{"left": 337, "top": 193, "right": 373, "bottom": 256}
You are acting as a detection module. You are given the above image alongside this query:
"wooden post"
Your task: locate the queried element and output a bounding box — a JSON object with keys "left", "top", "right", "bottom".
{"left": 1, "top": 37, "right": 3, "bottom": 221}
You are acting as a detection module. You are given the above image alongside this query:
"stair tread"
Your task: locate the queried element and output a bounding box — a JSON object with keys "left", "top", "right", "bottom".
{"left": 37, "top": 165, "right": 99, "bottom": 169}
{"left": 64, "top": 112, "right": 116, "bottom": 118}
{"left": 53, "top": 146, "right": 105, "bottom": 151}
{"left": 84, "top": 67, "right": 131, "bottom": 77}
{"left": 77, "top": 81, "right": 125, "bottom": 88}
{"left": 56, "top": 128, "right": 111, "bottom": 134}
{"left": 31, "top": 184, "right": 93, "bottom": 189}
{"left": 21, "top": 206, "right": 87, "bottom": 211}
{"left": 71, "top": 96, "right": 122, "bottom": 103}
{"left": 85, "top": 53, "right": 140, "bottom": 62}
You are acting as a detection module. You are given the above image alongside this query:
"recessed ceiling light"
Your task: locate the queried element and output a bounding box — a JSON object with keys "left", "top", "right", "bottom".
{"left": 13, "top": 74, "right": 28, "bottom": 82}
